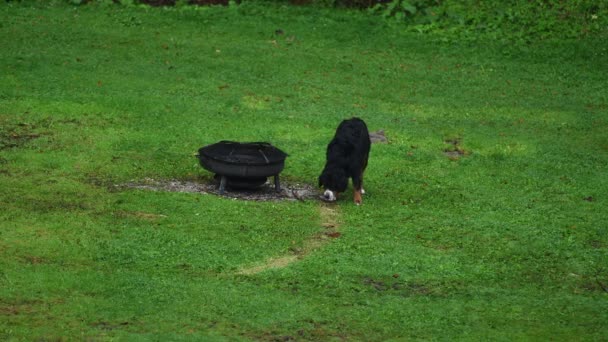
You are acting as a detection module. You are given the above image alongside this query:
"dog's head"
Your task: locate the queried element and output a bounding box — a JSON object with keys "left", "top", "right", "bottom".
{"left": 318, "top": 168, "right": 348, "bottom": 202}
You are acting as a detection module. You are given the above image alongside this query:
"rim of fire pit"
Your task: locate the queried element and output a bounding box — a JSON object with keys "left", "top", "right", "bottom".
{"left": 198, "top": 141, "right": 288, "bottom": 166}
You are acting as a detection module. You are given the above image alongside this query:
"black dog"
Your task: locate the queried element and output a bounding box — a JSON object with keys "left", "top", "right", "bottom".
{"left": 319, "top": 117, "right": 371, "bottom": 205}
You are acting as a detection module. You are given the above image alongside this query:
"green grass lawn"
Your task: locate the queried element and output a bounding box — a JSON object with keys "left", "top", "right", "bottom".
{"left": 1, "top": 1, "right": 607, "bottom": 340}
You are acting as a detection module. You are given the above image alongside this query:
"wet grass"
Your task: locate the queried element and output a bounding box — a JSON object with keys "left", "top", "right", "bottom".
{"left": 1, "top": 1, "right": 607, "bottom": 340}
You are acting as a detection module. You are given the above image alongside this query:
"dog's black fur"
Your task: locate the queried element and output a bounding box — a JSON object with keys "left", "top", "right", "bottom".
{"left": 319, "top": 117, "right": 370, "bottom": 204}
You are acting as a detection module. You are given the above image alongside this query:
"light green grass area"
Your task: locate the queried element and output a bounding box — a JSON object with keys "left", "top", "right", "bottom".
{"left": 1, "top": 1, "right": 607, "bottom": 340}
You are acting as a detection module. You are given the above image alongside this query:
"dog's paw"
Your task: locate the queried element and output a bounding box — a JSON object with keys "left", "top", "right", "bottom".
{"left": 361, "top": 188, "right": 366, "bottom": 195}
{"left": 354, "top": 194, "right": 362, "bottom": 206}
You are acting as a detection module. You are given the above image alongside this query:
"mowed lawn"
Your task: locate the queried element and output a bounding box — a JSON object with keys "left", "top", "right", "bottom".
{"left": 1, "top": 1, "right": 607, "bottom": 340}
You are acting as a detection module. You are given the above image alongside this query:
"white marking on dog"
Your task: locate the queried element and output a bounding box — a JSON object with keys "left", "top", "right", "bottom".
{"left": 323, "top": 190, "right": 337, "bottom": 202}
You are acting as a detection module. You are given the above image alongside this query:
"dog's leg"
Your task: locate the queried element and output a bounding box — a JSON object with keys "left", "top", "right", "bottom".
{"left": 353, "top": 188, "right": 362, "bottom": 205}
{"left": 359, "top": 178, "right": 365, "bottom": 195}
{"left": 359, "top": 158, "right": 369, "bottom": 195}
{"left": 360, "top": 154, "right": 368, "bottom": 196}
{"left": 360, "top": 169, "right": 366, "bottom": 195}
{"left": 352, "top": 173, "right": 363, "bottom": 205}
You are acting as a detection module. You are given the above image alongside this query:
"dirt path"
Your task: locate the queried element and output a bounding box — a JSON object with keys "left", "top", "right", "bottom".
{"left": 236, "top": 204, "right": 341, "bottom": 275}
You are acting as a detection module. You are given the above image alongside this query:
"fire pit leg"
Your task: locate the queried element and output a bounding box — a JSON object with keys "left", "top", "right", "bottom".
{"left": 274, "top": 175, "right": 281, "bottom": 192}
{"left": 219, "top": 175, "right": 227, "bottom": 194}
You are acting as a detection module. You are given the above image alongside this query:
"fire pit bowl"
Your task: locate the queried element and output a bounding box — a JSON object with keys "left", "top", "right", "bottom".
{"left": 197, "top": 141, "right": 288, "bottom": 194}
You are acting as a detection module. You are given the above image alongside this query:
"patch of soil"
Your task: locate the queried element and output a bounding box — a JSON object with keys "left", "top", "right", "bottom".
{"left": 370, "top": 129, "right": 388, "bottom": 144}
{"left": 443, "top": 138, "right": 470, "bottom": 159}
{"left": 237, "top": 255, "right": 300, "bottom": 276}
{"left": 362, "top": 277, "right": 434, "bottom": 296}
{"left": 21, "top": 255, "right": 47, "bottom": 265}
{"left": 118, "top": 178, "right": 320, "bottom": 202}
{"left": 91, "top": 321, "right": 131, "bottom": 331}
{"left": 444, "top": 151, "right": 464, "bottom": 158}
{"left": 577, "top": 278, "right": 608, "bottom": 293}
{"left": 0, "top": 299, "right": 44, "bottom": 316}
{"left": 0, "top": 122, "right": 45, "bottom": 150}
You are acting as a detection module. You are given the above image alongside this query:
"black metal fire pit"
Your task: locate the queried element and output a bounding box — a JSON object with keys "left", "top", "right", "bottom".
{"left": 197, "top": 141, "right": 288, "bottom": 194}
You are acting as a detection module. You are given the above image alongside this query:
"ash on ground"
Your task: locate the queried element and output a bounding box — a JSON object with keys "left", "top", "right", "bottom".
{"left": 118, "top": 178, "right": 319, "bottom": 202}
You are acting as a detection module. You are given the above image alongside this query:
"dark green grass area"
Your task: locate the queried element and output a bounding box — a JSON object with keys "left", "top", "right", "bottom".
{"left": 1, "top": 1, "right": 607, "bottom": 340}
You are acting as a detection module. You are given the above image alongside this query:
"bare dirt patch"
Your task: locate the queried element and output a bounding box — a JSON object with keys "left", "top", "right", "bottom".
{"left": 0, "top": 122, "right": 45, "bottom": 150}
{"left": 237, "top": 255, "right": 300, "bottom": 276}
{"left": 91, "top": 321, "right": 131, "bottom": 331}
{"left": 0, "top": 299, "right": 45, "bottom": 316}
{"left": 361, "top": 277, "right": 460, "bottom": 297}
{"left": 444, "top": 138, "right": 470, "bottom": 159}
{"left": 118, "top": 178, "right": 320, "bottom": 202}
{"left": 20, "top": 255, "right": 47, "bottom": 265}
{"left": 370, "top": 129, "right": 388, "bottom": 144}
